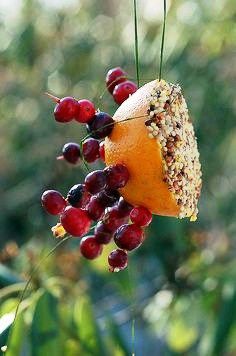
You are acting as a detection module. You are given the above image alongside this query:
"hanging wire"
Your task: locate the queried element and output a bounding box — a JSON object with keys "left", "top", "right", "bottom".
{"left": 159, "top": 0, "right": 167, "bottom": 80}
{"left": 133, "top": 0, "right": 140, "bottom": 87}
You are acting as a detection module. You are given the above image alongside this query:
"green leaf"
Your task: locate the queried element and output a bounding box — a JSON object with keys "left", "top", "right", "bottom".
{"left": 106, "top": 317, "right": 130, "bottom": 356}
{"left": 212, "top": 285, "right": 236, "bottom": 355}
{"left": 74, "top": 296, "right": 106, "bottom": 356}
{"left": 0, "top": 298, "right": 19, "bottom": 318}
{"left": 30, "top": 290, "right": 62, "bottom": 356}
{"left": 3, "top": 312, "right": 25, "bottom": 356}
{"left": 0, "top": 298, "right": 19, "bottom": 349}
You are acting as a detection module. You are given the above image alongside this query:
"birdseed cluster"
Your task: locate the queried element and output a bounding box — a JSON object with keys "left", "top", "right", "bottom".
{"left": 145, "top": 79, "right": 202, "bottom": 221}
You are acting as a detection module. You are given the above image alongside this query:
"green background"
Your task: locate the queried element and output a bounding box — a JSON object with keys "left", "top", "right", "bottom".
{"left": 0, "top": 0, "right": 235, "bottom": 355}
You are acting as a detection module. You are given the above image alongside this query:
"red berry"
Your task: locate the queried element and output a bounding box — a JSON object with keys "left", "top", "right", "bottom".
{"left": 113, "top": 81, "right": 137, "bottom": 105}
{"left": 80, "top": 236, "right": 103, "bottom": 259}
{"left": 75, "top": 99, "right": 96, "bottom": 123}
{"left": 85, "top": 170, "right": 107, "bottom": 194}
{"left": 87, "top": 195, "right": 105, "bottom": 221}
{"left": 86, "top": 112, "right": 114, "bottom": 139}
{"left": 114, "top": 224, "right": 144, "bottom": 251}
{"left": 108, "top": 249, "right": 128, "bottom": 272}
{"left": 104, "top": 164, "right": 130, "bottom": 190}
{"left": 103, "top": 206, "right": 129, "bottom": 233}
{"left": 94, "top": 221, "right": 113, "bottom": 244}
{"left": 62, "top": 142, "right": 81, "bottom": 164}
{"left": 106, "top": 67, "right": 127, "bottom": 94}
{"left": 97, "top": 190, "right": 120, "bottom": 208}
{"left": 117, "top": 198, "right": 133, "bottom": 217}
{"left": 41, "top": 190, "right": 66, "bottom": 215}
{"left": 67, "top": 184, "right": 91, "bottom": 208}
{"left": 82, "top": 138, "right": 100, "bottom": 163}
{"left": 60, "top": 206, "right": 91, "bottom": 237}
{"left": 99, "top": 141, "right": 105, "bottom": 162}
{"left": 130, "top": 206, "right": 152, "bottom": 227}
{"left": 54, "top": 97, "right": 80, "bottom": 123}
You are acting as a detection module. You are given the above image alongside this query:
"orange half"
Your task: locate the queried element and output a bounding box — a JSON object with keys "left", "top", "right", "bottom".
{"left": 105, "top": 79, "right": 202, "bottom": 219}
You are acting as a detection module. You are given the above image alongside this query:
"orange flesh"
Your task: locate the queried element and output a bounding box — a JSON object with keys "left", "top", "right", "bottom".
{"left": 105, "top": 80, "right": 180, "bottom": 217}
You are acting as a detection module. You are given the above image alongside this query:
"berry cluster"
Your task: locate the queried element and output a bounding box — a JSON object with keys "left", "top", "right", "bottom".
{"left": 42, "top": 181, "right": 152, "bottom": 272}
{"left": 106, "top": 67, "right": 138, "bottom": 105}
{"left": 42, "top": 67, "right": 152, "bottom": 272}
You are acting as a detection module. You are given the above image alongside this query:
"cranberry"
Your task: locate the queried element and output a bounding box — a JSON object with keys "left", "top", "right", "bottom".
{"left": 62, "top": 142, "right": 81, "bottom": 164}
{"left": 99, "top": 141, "right": 105, "bottom": 162}
{"left": 41, "top": 190, "right": 66, "bottom": 215}
{"left": 75, "top": 99, "right": 96, "bottom": 124}
{"left": 103, "top": 206, "right": 129, "bottom": 233}
{"left": 117, "top": 198, "right": 133, "bottom": 217}
{"left": 106, "top": 67, "right": 127, "bottom": 94}
{"left": 60, "top": 206, "right": 91, "bottom": 237}
{"left": 86, "top": 112, "right": 114, "bottom": 139}
{"left": 108, "top": 249, "right": 128, "bottom": 272}
{"left": 104, "top": 164, "right": 130, "bottom": 190}
{"left": 80, "top": 236, "right": 103, "bottom": 259}
{"left": 82, "top": 138, "right": 100, "bottom": 163}
{"left": 87, "top": 195, "right": 105, "bottom": 221}
{"left": 97, "top": 190, "right": 120, "bottom": 208}
{"left": 84, "top": 170, "right": 107, "bottom": 194}
{"left": 113, "top": 81, "right": 137, "bottom": 105}
{"left": 130, "top": 206, "right": 152, "bottom": 227}
{"left": 54, "top": 97, "right": 80, "bottom": 123}
{"left": 114, "top": 224, "right": 144, "bottom": 251}
{"left": 67, "top": 184, "right": 91, "bottom": 208}
{"left": 94, "top": 221, "right": 113, "bottom": 244}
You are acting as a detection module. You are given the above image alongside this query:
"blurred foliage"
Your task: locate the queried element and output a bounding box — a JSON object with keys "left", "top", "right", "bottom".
{"left": 0, "top": 0, "right": 236, "bottom": 355}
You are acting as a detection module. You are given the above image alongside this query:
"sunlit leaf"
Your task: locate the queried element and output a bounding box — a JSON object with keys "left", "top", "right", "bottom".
{"left": 167, "top": 318, "right": 198, "bottom": 353}
{"left": 73, "top": 296, "right": 106, "bottom": 356}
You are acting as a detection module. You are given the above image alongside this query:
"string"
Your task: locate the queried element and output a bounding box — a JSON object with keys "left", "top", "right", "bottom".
{"left": 133, "top": 0, "right": 140, "bottom": 87}
{"left": 81, "top": 115, "right": 146, "bottom": 144}
{"left": 80, "top": 91, "right": 179, "bottom": 144}
{"left": 159, "top": 0, "right": 167, "bottom": 81}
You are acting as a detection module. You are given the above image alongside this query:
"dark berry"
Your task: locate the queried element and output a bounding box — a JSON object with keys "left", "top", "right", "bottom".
{"left": 117, "top": 197, "right": 133, "bottom": 217}
{"left": 130, "top": 206, "right": 152, "bottom": 227}
{"left": 103, "top": 206, "right": 129, "bottom": 233}
{"left": 94, "top": 221, "right": 113, "bottom": 244}
{"left": 113, "top": 81, "right": 137, "bottom": 105}
{"left": 60, "top": 206, "right": 91, "bottom": 237}
{"left": 106, "top": 67, "right": 127, "bottom": 94}
{"left": 84, "top": 170, "right": 107, "bottom": 194}
{"left": 62, "top": 142, "right": 81, "bottom": 164}
{"left": 99, "top": 141, "right": 105, "bottom": 162}
{"left": 87, "top": 195, "right": 105, "bottom": 221}
{"left": 97, "top": 190, "right": 120, "bottom": 208}
{"left": 104, "top": 164, "right": 130, "bottom": 190}
{"left": 86, "top": 112, "right": 114, "bottom": 139}
{"left": 75, "top": 99, "right": 96, "bottom": 123}
{"left": 80, "top": 236, "right": 103, "bottom": 259}
{"left": 41, "top": 190, "right": 66, "bottom": 215}
{"left": 114, "top": 224, "right": 144, "bottom": 251}
{"left": 67, "top": 184, "right": 91, "bottom": 208}
{"left": 54, "top": 97, "right": 80, "bottom": 123}
{"left": 108, "top": 249, "right": 128, "bottom": 272}
{"left": 82, "top": 138, "right": 100, "bottom": 163}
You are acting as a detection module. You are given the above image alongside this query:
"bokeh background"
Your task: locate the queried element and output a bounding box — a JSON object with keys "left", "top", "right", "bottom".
{"left": 0, "top": 0, "right": 235, "bottom": 355}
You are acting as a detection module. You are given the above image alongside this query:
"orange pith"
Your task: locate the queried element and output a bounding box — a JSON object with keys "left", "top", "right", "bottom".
{"left": 105, "top": 80, "right": 180, "bottom": 217}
